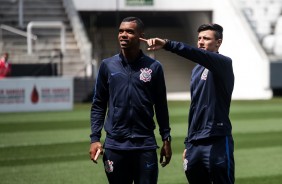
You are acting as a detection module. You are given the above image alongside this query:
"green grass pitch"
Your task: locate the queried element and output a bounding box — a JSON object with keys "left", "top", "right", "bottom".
{"left": 1, "top": 98, "right": 282, "bottom": 184}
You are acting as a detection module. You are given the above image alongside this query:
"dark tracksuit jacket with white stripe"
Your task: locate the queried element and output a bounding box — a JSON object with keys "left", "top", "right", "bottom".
{"left": 164, "top": 41, "right": 234, "bottom": 145}
{"left": 90, "top": 51, "right": 171, "bottom": 150}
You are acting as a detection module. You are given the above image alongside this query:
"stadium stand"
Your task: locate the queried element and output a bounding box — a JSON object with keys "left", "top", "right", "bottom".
{"left": 0, "top": 0, "right": 92, "bottom": 77}
{"left": 1, "top": 0, "right": 281, "bottom": 100}
{"left": 0, "top": 0, "right": 94, "bottom": 102}
{"left": 239, "top": 0, "right": 282, "bottom": 57}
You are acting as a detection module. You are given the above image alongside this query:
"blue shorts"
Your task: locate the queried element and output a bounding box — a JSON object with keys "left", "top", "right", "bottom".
{"left": 184, "top": 136, "right": 235, "bottom": 184}
{"left": 103, "top": 149, "right": 158, "bottom": 184}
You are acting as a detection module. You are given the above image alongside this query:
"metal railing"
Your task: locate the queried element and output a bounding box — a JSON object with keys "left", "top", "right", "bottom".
{"left": 0, "top": 24, "right": 37, "bottom": 53}
{"left": 27, "top": 21, "right": 66, "bottom": 55}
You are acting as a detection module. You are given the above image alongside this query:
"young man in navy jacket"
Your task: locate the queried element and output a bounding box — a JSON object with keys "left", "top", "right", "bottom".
{"left": 141, "top": 23, "right": 235, "bottom": 184}
{"left": 89, "top": 17, "right": 172, "bottom": 184}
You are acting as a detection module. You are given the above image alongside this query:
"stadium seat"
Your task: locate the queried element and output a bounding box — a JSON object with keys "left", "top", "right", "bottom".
{"left": 262, "top": 16, "right": 282, "bottom": 55}
{"left": 262, "top": 35, "right": 275, "bottom": 54}
{"left": 256, "top": 20, "right": 272, "bottom": 40}
{"left": 266, "top": 3, "right": 282, "bottom": 26}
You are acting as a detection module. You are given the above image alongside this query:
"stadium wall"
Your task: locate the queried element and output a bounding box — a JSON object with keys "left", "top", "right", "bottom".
{"left": 213, "top": 0, "right": 272, "bottom": 99}
{"left": 73, "top": 0, "right": 273, "bottom": 100}
{"left": 73, "top": 0, "right": 213, "bottom": 11}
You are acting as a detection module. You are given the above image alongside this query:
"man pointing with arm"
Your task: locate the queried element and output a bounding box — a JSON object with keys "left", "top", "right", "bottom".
{"left": 141, "top": 23, "right": 235, "bottom": 184}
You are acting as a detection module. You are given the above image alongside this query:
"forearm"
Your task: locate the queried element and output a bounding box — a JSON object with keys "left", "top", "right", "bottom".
{"left": 90, "top": 97, "right": 107, "bottom": 143}
{"left": 154, "top": 67, "right": 171, "bottom": 140}
{"left": 164, "top": 40, "right": 232, "bottom": 74}
{"left": 155, "top": 101, "right": 171, "bottom": 140}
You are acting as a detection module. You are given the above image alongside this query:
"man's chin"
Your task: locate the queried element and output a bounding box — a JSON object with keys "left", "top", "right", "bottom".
{"left": 120, "top": 45, "right": 129, "bottom": 49}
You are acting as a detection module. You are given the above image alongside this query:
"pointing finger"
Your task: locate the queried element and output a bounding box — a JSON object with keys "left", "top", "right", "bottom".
{"left": 139, "top": 38, "right": 147, "bottom": 42}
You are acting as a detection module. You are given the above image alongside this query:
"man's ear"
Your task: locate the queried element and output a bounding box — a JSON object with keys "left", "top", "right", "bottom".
{"left": 216, "top": 39, "right": 222, "bottom": 47}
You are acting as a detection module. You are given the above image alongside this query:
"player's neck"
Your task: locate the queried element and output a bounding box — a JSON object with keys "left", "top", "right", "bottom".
{"left": 122, "top": 49, "right": 141, "bottom": 63}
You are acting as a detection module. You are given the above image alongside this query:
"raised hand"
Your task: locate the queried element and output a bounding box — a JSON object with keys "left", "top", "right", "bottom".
{"left": 139, "top": 37, "right": 167, "bottom": 51}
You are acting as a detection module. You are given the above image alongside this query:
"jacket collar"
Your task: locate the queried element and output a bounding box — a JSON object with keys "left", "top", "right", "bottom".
{"left": 119, "top": 50, "right": 145, "bottom": 65}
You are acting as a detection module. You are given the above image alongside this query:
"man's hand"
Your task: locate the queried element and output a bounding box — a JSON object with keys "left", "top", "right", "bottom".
{"left": 89, "top": 142, "right": 103, "bottom": 164}
{"left": 139, "top": 38, "right": 166, "bottom": 51}
{"left": 160, "top": 140, "right": 172, "bottom": 167}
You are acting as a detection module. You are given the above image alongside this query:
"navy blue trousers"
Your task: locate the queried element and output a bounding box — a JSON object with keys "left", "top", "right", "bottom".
{"left": 103, "top": 149, "right": 158, "bottom": 184}
{"left": 184, "top": 136, "right": 235, "bottom": 184}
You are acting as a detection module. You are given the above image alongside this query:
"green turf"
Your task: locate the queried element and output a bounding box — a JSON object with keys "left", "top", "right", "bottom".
{"left": 0, "top": 98, "right": 282, "bottom": 183}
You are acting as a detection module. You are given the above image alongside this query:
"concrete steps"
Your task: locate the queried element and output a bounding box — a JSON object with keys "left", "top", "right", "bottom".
{"left": 0, "top": 0, "right": 86, "bottom": 77}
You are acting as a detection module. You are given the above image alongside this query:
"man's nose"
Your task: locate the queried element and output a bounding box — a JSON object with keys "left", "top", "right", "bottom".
{"left": 198, "top": 38, "right": 204, "bottom": 44}
{"left": 120, "top": 31, "right": 128, "bottom": 37}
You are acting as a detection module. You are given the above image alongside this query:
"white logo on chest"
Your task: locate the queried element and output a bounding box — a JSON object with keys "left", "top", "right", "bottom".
{"left": 140, "top": 68, "right": 152, "bottom": 82}
{"left": 201, "top": 68, "right": 209, "bottom": 80}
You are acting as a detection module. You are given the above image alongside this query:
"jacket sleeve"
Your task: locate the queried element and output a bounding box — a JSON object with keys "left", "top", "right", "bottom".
{"left": 90, "top": 61, "right": 109, "bottom": 143}
{"left": 153, "top": 62, "right": 171, "bottom": 140}
{"left": 164, "top": 41, "right": 233, "bottom": 79}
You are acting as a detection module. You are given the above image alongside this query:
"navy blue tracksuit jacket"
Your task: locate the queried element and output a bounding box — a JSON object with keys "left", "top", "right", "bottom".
{"left": 90, "top": 51, "right": 171, "bottom": 150}
{"left": 164, "top": 41, "right": 234, "bottom": 144}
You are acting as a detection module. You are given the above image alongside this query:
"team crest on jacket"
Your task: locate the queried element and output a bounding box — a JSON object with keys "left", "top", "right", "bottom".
{"left": 183, "top": 159, "right": 188, "bottom": 171}
{"left": 140, "top": 68, "right": 152, "bottom": 82}
{"left": 104, "top": 160, "right": 114, "bottom": 173}
{"left": 201, "top": 68, "right": 209, "bottom": 80}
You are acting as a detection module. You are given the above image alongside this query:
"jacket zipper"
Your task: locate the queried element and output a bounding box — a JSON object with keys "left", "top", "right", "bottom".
{"left": 128, "top": 65, "right": 134, "bottom": 138}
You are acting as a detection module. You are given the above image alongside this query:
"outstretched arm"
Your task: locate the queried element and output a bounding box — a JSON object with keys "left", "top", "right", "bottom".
{"left": 139, "top": 38, "right": 167, "bottom": 51}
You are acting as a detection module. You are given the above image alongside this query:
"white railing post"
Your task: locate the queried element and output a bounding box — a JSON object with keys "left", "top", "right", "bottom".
{"left": 0, "top": 24, "right": 37, "bottom": 54}
{"left": 27, "top": 21, "right": 65, "bottom": 55}
{"left": 27, "top": 22, "right": 33, "bottom": 54}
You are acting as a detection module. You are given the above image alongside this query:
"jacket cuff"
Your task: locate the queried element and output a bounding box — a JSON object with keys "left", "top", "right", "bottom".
{"left": 162, "top": 135, "right": 172, "bottom": 142}
{"left": 90, "top": 136, "right": 100, "bottom": 143}
{"left": 163, "top": 40, "right": 171, "bottom": 50}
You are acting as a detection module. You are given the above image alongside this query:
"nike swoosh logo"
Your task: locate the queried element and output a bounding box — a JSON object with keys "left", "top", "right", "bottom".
{"left": 146, "top": 163, "right": 156, "bottom": 168}
{"left": 215, "top": 160, "right": 225, "bottom": 165}
{"left": 111, "top": 72, "right": 121, "bottom": 76}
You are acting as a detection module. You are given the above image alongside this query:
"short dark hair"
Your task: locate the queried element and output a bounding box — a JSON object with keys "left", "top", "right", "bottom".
{"left": 121, "top": 17, "right": 145, "bottom": 32}
{"left": 197, "top": 23, "right": 223, "bottom": 40}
